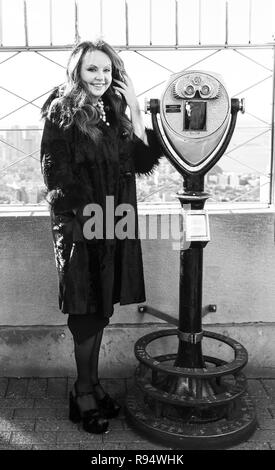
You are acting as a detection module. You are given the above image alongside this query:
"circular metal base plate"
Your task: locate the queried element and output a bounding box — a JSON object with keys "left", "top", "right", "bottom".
{"left": 125, "top": 390, "right": 257, "bottom": 449}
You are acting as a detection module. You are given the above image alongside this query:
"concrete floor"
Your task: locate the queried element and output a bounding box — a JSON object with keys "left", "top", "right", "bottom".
{"left": 0, "top": 376, "right": 274, "bottom": 450}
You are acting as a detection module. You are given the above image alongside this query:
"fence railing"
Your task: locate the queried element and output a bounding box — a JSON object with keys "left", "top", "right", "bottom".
{"left": 0, "top": 0, "right": 274, "bottom": 50}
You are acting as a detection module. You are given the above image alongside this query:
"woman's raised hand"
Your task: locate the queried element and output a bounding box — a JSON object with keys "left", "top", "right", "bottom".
{"left": 113, "top": 72, "right": 146, "bottom": 142}
{"left": 113, "top": 73, "right": 140, "bottom": 111}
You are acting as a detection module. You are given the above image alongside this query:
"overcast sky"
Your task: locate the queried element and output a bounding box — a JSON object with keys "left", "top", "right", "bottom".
{"left": 1, "top": 0, "right": 274, "bottom": 46}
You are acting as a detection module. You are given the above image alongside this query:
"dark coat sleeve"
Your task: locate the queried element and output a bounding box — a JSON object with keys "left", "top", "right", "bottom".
{"left": 40, "top": 118, "right": 88, "bottom": 214}
{"left": 131, "top": 128, "right": 163, "bottom": 176}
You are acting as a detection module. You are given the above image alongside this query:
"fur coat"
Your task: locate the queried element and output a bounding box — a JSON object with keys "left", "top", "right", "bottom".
{"left": 41, "top": 109, "right": 162, "bottom": 317}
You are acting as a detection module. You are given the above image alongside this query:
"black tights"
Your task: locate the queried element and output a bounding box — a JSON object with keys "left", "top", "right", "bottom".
{"left": 73, "top": 329, "right": 106, "bottom": 399}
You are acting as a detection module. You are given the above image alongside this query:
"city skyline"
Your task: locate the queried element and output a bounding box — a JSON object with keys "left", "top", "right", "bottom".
{"left": 0, "top": 124, "right": 268, "bottom": 205}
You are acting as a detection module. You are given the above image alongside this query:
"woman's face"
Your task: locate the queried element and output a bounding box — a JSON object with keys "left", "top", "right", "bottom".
{"left": 80, "top": 49, "right": 112, "bottom": 103}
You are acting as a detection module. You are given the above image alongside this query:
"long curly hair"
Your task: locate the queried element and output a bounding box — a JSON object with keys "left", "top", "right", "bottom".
{"left": 41, "top": 40, "right": 133, "bottom": 142}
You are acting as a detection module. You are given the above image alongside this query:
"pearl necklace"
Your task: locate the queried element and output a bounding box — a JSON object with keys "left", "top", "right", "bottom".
{"left": 96, "top": 98, "right": 110, "bottom": 126}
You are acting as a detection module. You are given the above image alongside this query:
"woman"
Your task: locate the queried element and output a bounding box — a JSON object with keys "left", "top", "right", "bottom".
{"left": 40, "top": 40, "right": 162, "bottom": 434}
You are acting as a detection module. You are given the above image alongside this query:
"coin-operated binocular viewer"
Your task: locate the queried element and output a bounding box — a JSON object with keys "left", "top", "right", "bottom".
{"left": 126, "top": 71, "right": 257, "bottom": 449}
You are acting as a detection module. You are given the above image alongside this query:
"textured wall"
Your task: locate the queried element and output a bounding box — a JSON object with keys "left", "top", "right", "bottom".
{"left": 0, "top": 211, "right": 274, "bottom": 375}
{"left": 0, "top": 324, "right": 273, "bottom": 377}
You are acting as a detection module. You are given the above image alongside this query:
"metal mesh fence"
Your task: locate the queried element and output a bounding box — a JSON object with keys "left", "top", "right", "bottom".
{"left": 0, "top": 0, "right": 274, "bottom": 205}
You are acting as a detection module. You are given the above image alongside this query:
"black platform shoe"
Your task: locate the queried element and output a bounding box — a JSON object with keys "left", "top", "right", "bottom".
{"left": 69, "top": 385, "right": 109, "bottom": 434}
{"left": 93, "top": 382, "right": 121, "bottom": 419}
